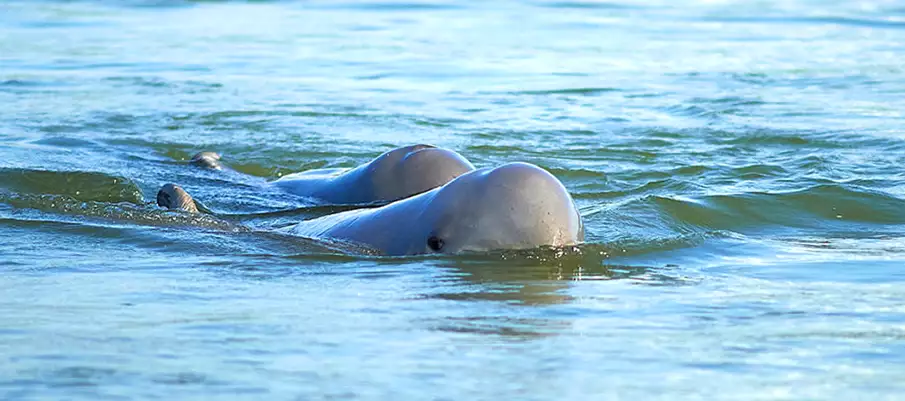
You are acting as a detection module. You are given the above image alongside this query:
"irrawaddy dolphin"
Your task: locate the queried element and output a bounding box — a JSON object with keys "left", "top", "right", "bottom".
{"left": 192, "top": 144, "right": 475, "bottom": 205}
{"left": 159, "top": 147, "right": 584, "bottom": 256}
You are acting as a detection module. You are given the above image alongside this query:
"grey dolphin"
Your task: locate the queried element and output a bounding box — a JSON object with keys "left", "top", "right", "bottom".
{"left": 190, "top": 144, "right": 475, "bottom": 205}
{"left": 283, "top": 162, "right": 584, "bottom": 255}
{"left": 160, "top": 159, "right": 583, "bottom": 255}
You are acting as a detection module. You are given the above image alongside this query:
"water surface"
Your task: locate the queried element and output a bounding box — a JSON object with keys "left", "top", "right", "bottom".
{"left": 3, "top": 0, "right": 905, "bottom": 399}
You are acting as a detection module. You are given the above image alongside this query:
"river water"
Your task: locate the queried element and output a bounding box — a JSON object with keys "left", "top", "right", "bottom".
{"left": 2, "top": 0, "right": 905, "bottom": 399}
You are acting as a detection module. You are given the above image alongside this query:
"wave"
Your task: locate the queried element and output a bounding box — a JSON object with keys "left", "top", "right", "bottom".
{"left": 0, "top": 168, "right": 143, "bottom": 204}
{"left": 0, "top": 192, "right": 241, "bottom": 232}
{"left": 512, "top": 87, "right": 621, "bottom": 96}
{"left": 533, "top": 1, "right": 638, "bottom": 10}
{"left": 645, "top": 184, "right": 905, "bottom": 231}
{"left": 702, "top": 15, "right": 905, "bottom": 30}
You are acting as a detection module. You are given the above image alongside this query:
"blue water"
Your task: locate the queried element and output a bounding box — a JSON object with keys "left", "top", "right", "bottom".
{"left": 3, "top": 0, "right": 905, "bottom": 399}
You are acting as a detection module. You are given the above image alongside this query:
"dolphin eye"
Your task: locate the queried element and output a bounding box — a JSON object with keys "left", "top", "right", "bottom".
{"left": 427, "top": 236, "right": 444, "bottom": 252}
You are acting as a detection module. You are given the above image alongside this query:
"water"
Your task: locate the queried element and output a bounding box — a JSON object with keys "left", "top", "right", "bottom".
{"left": 2, "top": 0, "right": 905, "bottom": 399}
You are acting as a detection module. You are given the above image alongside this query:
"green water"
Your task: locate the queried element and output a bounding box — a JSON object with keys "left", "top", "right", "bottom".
{"left": 3, "top": 0, "right": 905, "bottom": 399}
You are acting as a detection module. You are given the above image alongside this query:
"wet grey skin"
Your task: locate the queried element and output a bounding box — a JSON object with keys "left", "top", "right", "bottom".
{"left": 190, "top": 152, "right": 222, "bottom": 169}
{"left": 156, "top": 183, "right": 199, "bottom": 213}
{"left": 157, "top": 162, "right": 584, "bottom": 256}
{"left": 187, "top": 144, "right": 476, "bottom": 205}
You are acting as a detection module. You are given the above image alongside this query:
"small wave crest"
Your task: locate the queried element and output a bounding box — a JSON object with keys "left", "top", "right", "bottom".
{"left": 0, "top": 168, "right": 144, "bottom": 204}
{"left": 0, "top": 192, "right": 240, "bottom": 232}
{"left": 647, "top": 184, "right": 905, "bottom": 231}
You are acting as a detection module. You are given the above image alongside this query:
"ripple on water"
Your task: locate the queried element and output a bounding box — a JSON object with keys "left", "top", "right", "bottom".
{"left": 649, "top": 184, "right": 905, "bottom": 231}
{"left": 533, "top": 1, "right": 640, "bottom": 10}
{"left": 0, "top": 168, "right": 144, "bottom": 204}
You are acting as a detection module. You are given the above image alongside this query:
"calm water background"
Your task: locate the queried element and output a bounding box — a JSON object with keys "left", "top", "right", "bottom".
{"left": 3, "top": 0, "right": 905, "bottom": 399}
